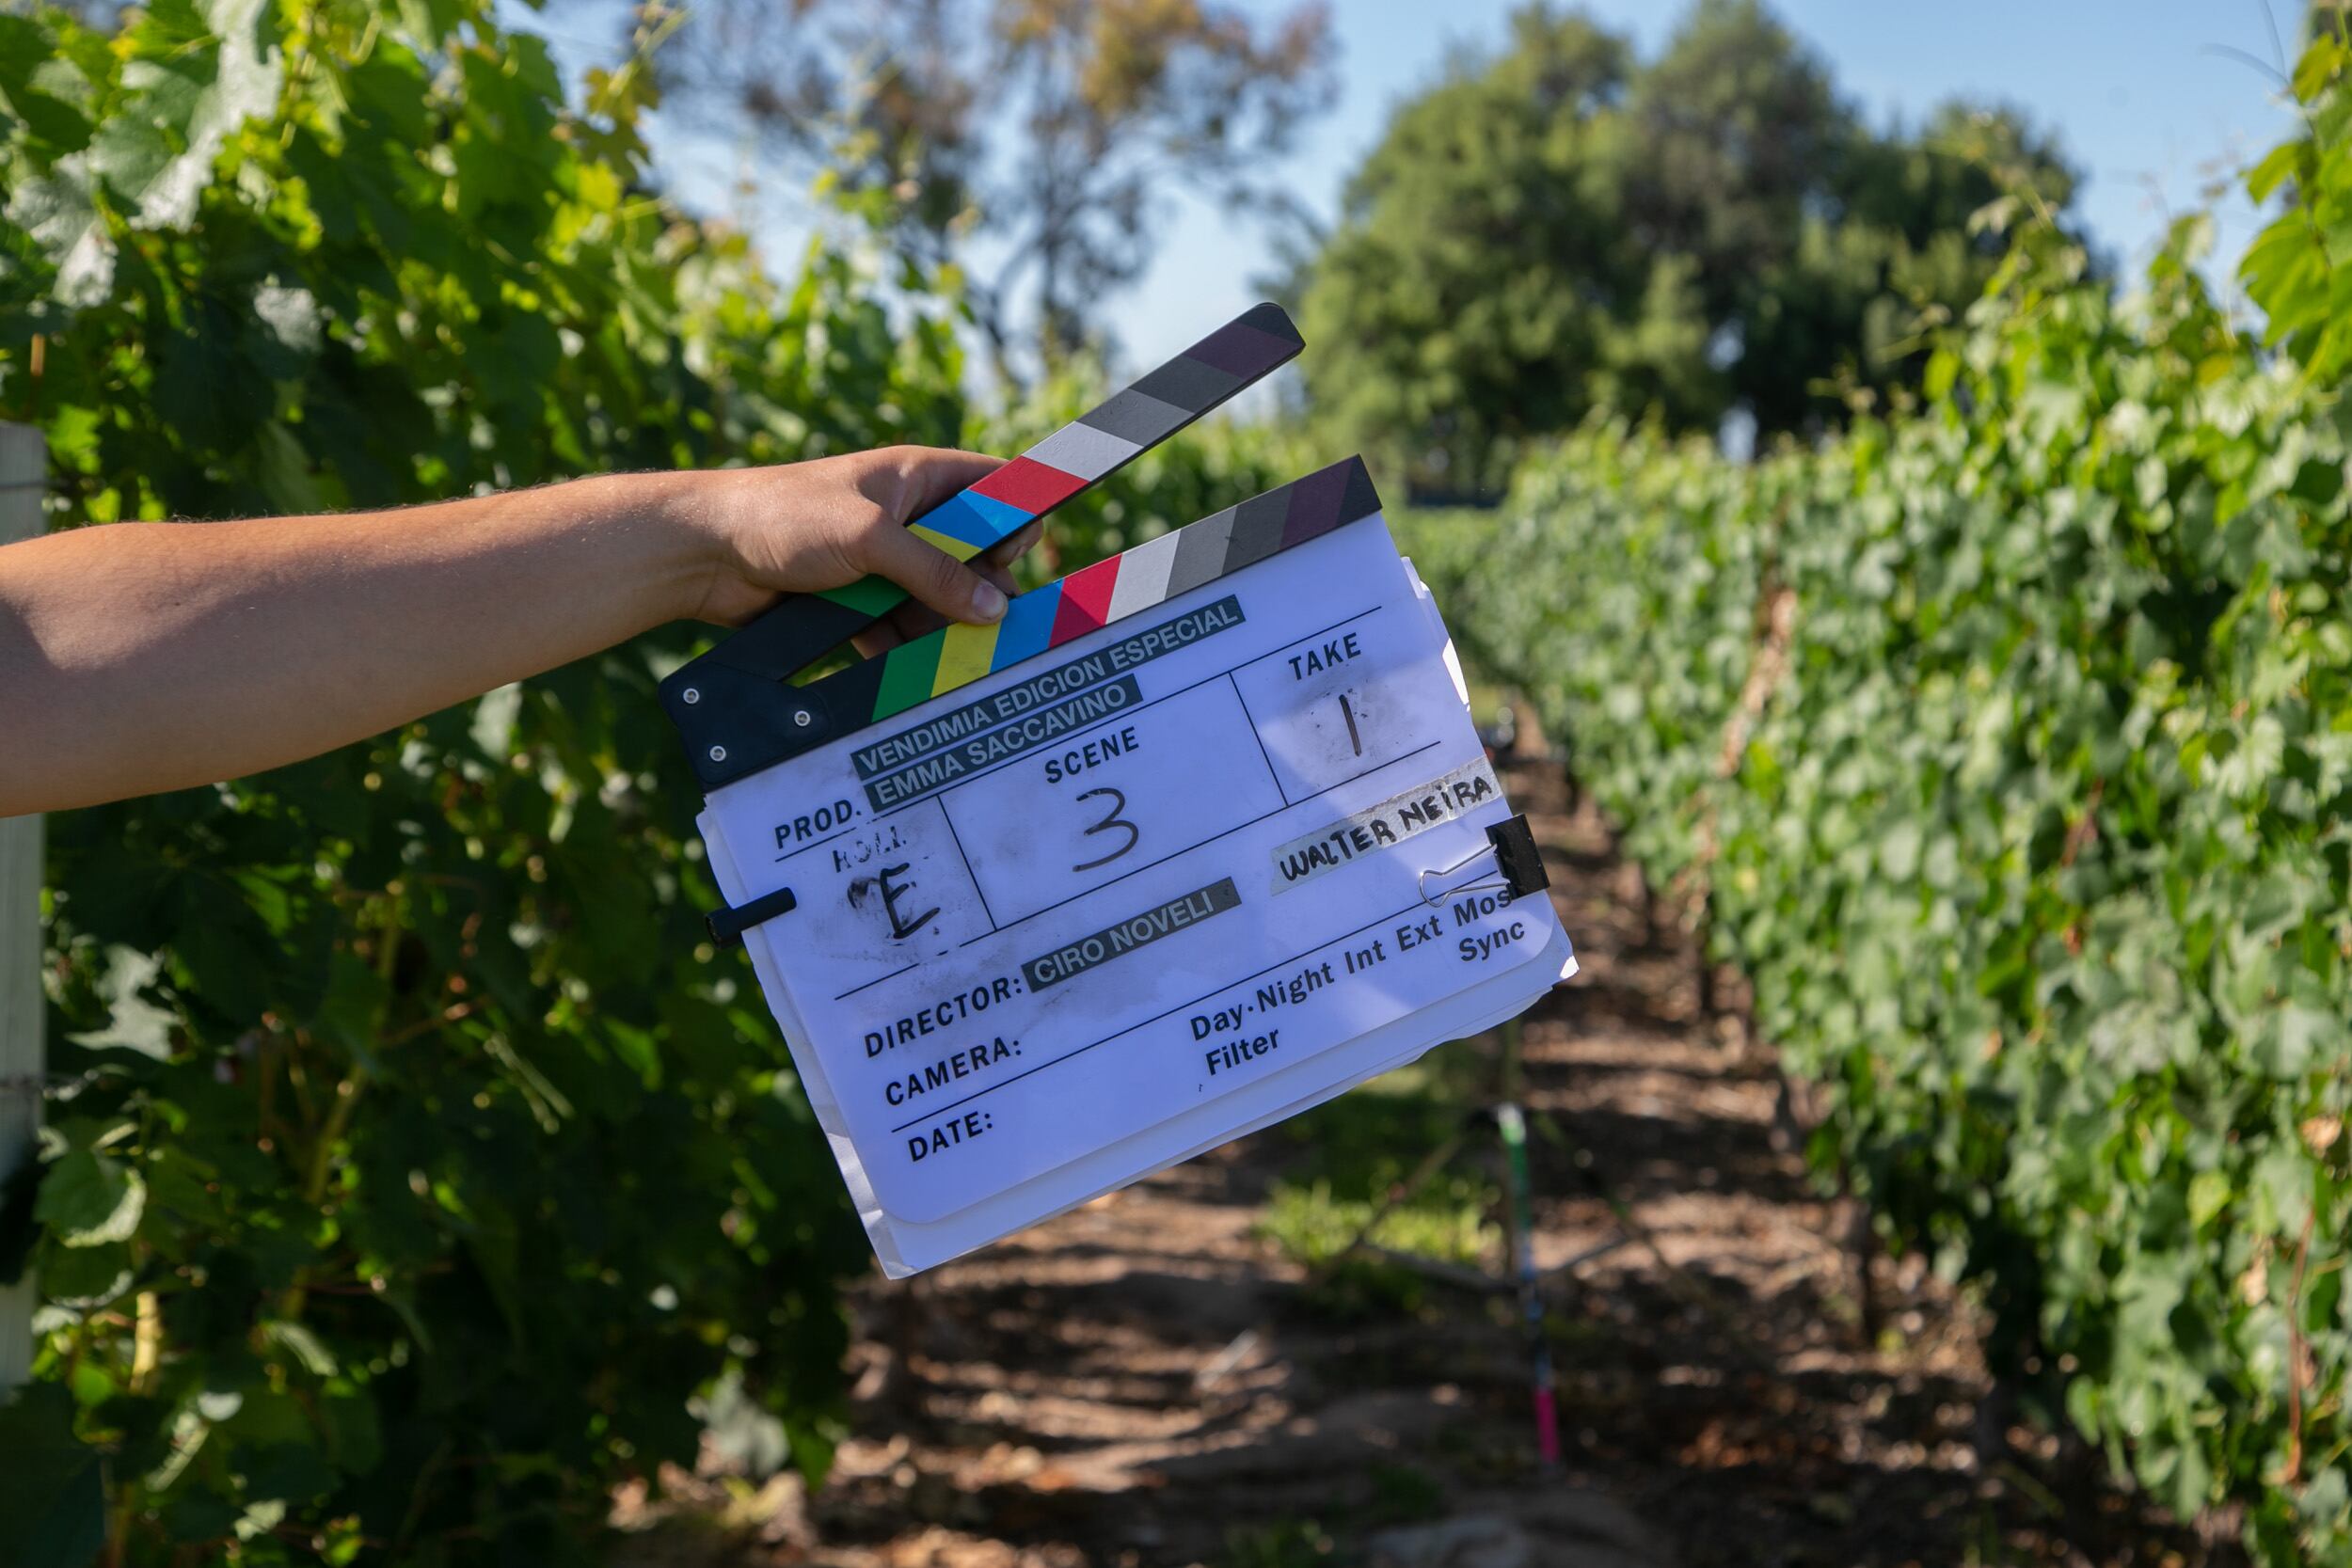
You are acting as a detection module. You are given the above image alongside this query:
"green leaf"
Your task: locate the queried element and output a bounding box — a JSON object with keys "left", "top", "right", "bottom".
{"left": 257, "top": 1319, "right": 337, "bottom": 1379}
{"left": 2246, "top": 139, "right": 2307, "bottom": 204}
{"left": 101, "top": 0, "right": 283, "bottom": 231}
{"left": 34, "top": 1150, "right": 146, "bottom": 1248}
{"left": 0, "top": 14, "right": 51, "bottom": 83}
{"left": 0, "top": 73, "right": 95, "bottom": 159}
{"left": 2187, "top": 1169, "right": 2231, "bottom": 1230}
{"left": 2293, "top": 36, "right": 2346, "bottom": 103}
{"left": 3, "top": 165, "right": 112, "bottom": 309}
{"left": 40, "top": 1241, "right": 135, "bottom": 1309}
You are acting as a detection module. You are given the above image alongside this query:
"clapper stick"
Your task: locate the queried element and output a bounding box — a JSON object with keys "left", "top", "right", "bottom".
{"left": 702, "top": 450, "right": 1387, "bottom": 951}
{"left": 661, "top": 303, "right": 1304, "bottom": 791}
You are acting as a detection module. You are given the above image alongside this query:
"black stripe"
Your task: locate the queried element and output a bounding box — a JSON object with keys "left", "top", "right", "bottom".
{"left": 1235, "top": 301, "right": 1303, "bottom": 344}
{"left": 1336, "top": 453, "right": 1383, "bottom": 526}
{"left": 1222, "top": 487, "right": 1293, "bottom": 572}
{"left": 1075, "top": 388, "right": 1191, "bottom": 446}
{"left": 1133, "top": 354, "right": 1244, "bottom": 414}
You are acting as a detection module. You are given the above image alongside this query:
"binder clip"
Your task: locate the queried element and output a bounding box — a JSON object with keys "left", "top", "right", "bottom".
{"left": 680, "top": 304, "right": 1307, "bottom": 947}
{"left": 1417, "top": 814, "right": 1550, "bottom": 907}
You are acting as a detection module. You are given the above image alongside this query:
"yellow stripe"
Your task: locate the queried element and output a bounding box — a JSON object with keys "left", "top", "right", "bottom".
{"left": 910, "top": 522, "right": 983, "bottom": 561}
{"left": 932, "top": 618, "right": 1001, "bottom": 696}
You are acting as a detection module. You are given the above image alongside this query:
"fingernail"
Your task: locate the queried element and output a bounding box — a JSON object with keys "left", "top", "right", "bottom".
{"left": 971, "top": 579, "right": 1008, "bottom": 622}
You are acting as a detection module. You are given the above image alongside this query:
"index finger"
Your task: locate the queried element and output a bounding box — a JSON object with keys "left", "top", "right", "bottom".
{"left": 877, "top": 446, "right": 1007, "bottom": 524}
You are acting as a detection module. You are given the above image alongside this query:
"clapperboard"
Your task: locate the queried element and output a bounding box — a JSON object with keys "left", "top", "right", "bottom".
{"left": 662, "top": 305, "right": 1576, "bottom": 1275}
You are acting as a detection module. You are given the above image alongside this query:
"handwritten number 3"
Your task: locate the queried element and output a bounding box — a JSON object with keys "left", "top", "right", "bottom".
{"left": 1073, "top": 786, "right": 1140, "bottom": 873}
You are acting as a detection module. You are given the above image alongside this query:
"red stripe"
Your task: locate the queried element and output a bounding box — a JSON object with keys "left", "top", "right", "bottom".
{"left": 1052, "top": 556, "right": 1121, "bottom": 642}
{"left": 972, "top": 456, "right": 1088, "bottom": 515}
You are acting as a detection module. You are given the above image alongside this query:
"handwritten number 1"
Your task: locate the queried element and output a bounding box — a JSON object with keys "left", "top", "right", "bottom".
{"left": 1073, "top": 786, "right": 1140, "bottom": 872}
{"left": 1340, "top": 692, "right": 1363, "bottom": 756}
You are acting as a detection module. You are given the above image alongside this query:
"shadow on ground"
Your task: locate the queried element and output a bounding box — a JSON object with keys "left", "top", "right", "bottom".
{"left": 612, "top": 757, "right": 2236, "bottom": 1568}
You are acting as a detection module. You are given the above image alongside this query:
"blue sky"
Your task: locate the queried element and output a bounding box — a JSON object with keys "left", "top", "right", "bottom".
{"left": 521, "top": 1, "right": 2304, "bottom": 375}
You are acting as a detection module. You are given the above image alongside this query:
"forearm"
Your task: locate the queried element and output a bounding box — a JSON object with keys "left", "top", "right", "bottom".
{"left": 0, "top": 473, "right": 702, "bottom": 815}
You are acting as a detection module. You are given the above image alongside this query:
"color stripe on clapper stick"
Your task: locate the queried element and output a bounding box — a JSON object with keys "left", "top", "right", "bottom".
{"left": 813, "top": 303, "right": 1305, "bottom": 621}
{"left": 826, "top": 454, "right": 1384, "bottom": 727}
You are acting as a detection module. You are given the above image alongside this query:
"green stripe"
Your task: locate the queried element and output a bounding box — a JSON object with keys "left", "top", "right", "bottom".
{"left": 873, "top": 636, "right": 944, "bottom": 720}
{"left": 818, "top": 575, "right": 908, "bottom": 618}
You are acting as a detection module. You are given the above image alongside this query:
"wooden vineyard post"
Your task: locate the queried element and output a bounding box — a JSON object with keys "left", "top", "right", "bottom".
{"left": 0, "top": 421, "right": 43, "bottom": 1393}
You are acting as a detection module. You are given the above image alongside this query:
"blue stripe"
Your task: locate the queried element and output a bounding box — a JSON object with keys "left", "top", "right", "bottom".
{"left": 916, "top": 489, "right": 1029, "bottom": 551}
{"left": 993, "top": 580, "right": 1061, "bottom": 669}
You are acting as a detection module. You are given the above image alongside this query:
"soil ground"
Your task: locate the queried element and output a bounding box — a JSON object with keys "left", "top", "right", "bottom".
{"left": 614, "top": 757, "right": 2235, "bottom": 1568}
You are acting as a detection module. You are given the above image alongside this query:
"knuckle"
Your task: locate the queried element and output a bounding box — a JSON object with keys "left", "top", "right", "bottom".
{"left": 861, "top": 446, "right": 919, "bottom": 500}
{"left": 924, "top": 547, "right": 969, "bottom": 599}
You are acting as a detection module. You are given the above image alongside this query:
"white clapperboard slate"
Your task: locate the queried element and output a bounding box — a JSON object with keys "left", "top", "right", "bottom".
{"left": 660, "top": 306, "right": 1575, "bottom": 1275}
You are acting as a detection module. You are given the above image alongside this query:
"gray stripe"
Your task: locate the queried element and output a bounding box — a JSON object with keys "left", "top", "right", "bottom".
{"left": 1164, "top": 505, "right": 1238, "bottom": 596}
{"left": 1133, "top": 355, "right": 1243, "bottom": 415}
{"left": 1221, "top": 489, "right": 1292, "bottom": 572}
{"left": 1025, "top": 420, "right": 1140, "bottom": 481}
{"left": 1077, "top": 388, "right": 1190, "bottom": 447}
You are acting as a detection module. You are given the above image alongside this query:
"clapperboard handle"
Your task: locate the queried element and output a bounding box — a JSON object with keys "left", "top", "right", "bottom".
{"left": 660, "top": 304, "right": 1306, "bottom": 795}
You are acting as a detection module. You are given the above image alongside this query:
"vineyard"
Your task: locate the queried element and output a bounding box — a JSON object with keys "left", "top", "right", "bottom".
{"left": 1405, "top": 50, "right": 2352, "bottom": 1559}
{"left": 5, "top": 0, "right": 2352, "bottom": 1563}
{"left": 0, "top": 3, "right": 1280, "bottom": 1561}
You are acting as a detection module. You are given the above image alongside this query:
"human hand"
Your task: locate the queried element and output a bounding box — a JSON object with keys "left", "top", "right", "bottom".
{"left": 0, "top": 443, "right": 1055, "bottom": 815}
{"left": 660, "top": 446, "right": 1045, "bottom": 653}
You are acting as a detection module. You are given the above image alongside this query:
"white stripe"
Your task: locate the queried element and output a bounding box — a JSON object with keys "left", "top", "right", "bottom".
{"left": 1268, "top": 757, "right": 1503, "bottom": 895}
{"left": 1026, "top": 420, "right": 1141, "bottom": 481}
{"left": 1105, "top": 530, "right": 1181, "bottom": 621}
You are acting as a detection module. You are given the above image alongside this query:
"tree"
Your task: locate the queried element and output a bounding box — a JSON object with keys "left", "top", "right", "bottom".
{"left": 1295, "top": 0, "right": 2078, "bottom": 496}
{"left": 643, "top": 0, "right": 1337, "bottom": 387}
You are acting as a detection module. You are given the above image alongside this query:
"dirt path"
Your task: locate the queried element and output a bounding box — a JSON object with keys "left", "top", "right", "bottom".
{"left": 620, "top": 760, "right": 2224, "bottom": 1568}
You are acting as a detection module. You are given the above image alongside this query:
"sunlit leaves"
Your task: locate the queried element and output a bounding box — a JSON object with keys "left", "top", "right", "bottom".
{"left": 2242, "top": 30, "right": 2352, "bottom": 386}
{"left": 1401, "top": 148, "right": 2352, "bottom": 1561}
{"left": 0, "top": 0, "right": 962, "bottom": 1561}
{"left": 33, "top": 1151, "right": 146, "bottom": 1248}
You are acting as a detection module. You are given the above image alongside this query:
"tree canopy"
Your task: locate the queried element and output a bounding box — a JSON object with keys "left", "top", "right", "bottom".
{"left": 1295, "top": 0, "right": 2078, "bottom": 496}
{"left": 643, "top": 0, "right": 1336, "bottom": 388}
